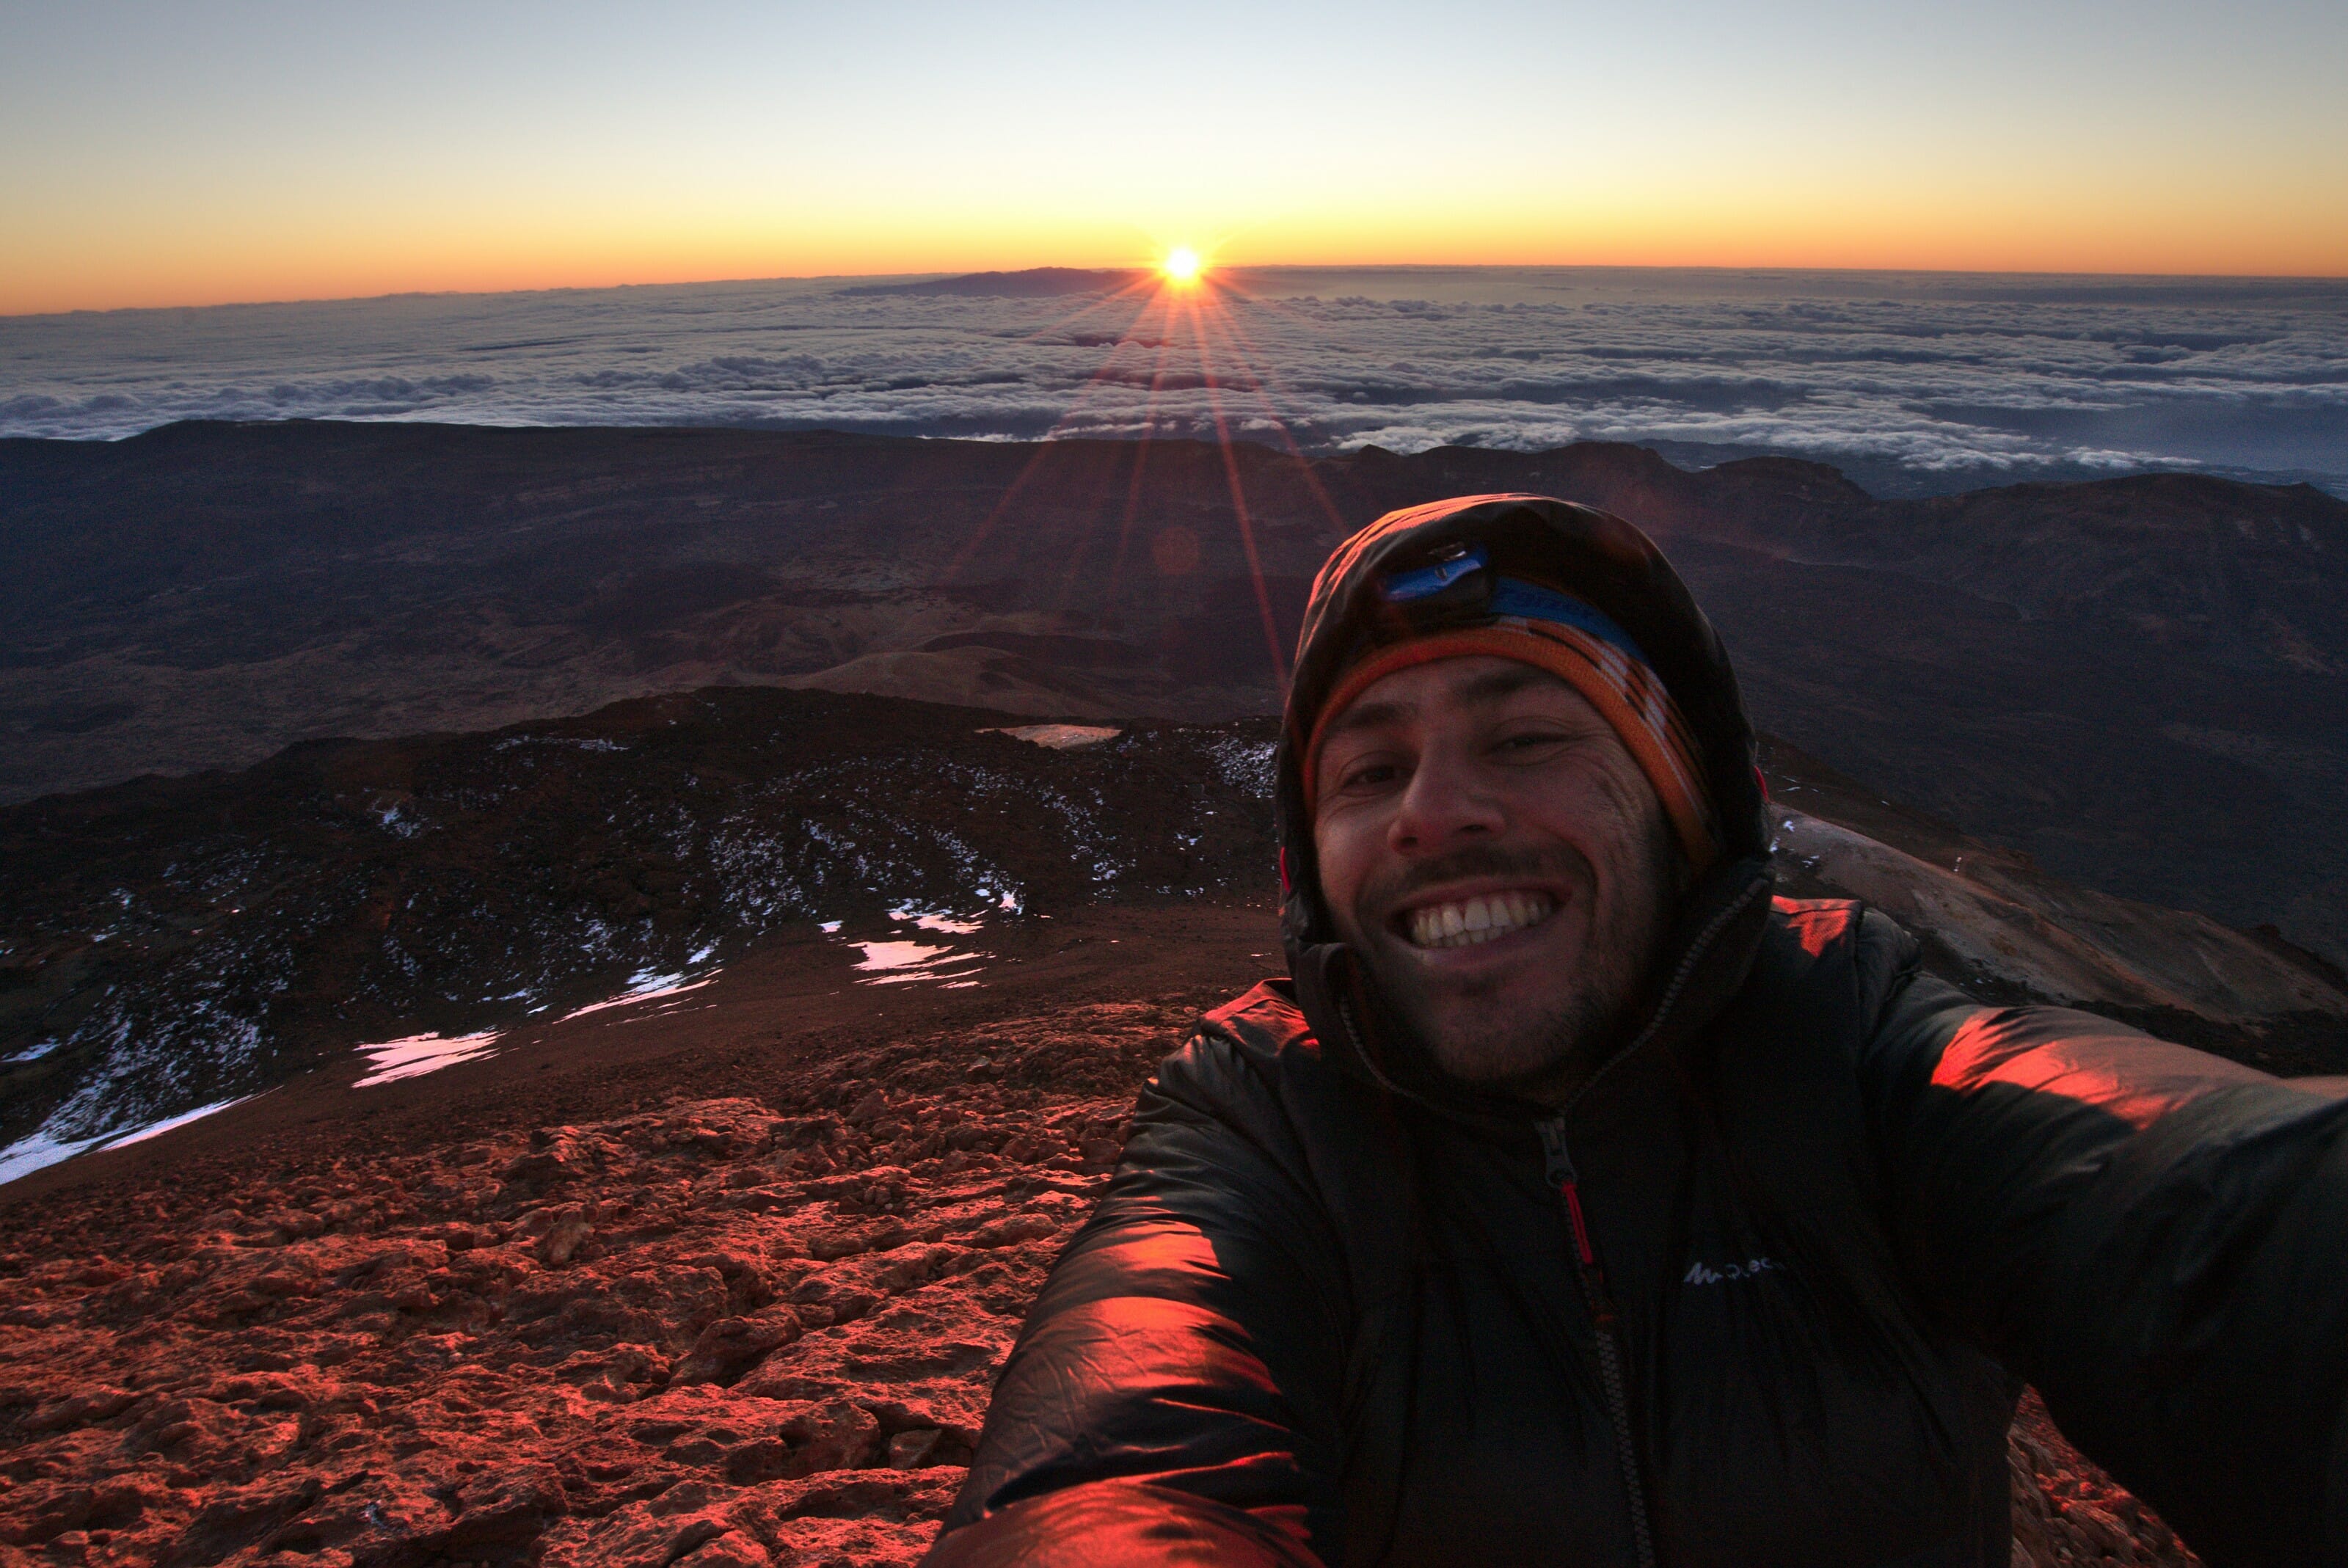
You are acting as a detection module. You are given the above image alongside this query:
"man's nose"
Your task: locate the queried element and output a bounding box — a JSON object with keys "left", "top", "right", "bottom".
{"left": 1388, "top": 747, "right": 1503, "bottom": 851}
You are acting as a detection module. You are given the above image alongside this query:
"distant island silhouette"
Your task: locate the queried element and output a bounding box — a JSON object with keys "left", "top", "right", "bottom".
{"left": 839, "top": 266, "right": 1146, "bottom": 298}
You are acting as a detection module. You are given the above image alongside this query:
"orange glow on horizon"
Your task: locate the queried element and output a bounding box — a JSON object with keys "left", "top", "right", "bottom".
{"left": 4, "top": 4, "right": 2340, "bottom": 318}
{"left": 5, "top": 191, "right": 2345, "bottom": 316}
{"left": 1160, "top": 247, "right": 1204, "bottom": 286}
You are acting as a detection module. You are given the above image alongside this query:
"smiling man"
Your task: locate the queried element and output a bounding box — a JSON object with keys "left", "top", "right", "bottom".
{"left": 925, "top": 496, "right": 2348, "bottom": 1567}
{"left": 1306, "top": 651, "right": 1685, "bottom": 1097}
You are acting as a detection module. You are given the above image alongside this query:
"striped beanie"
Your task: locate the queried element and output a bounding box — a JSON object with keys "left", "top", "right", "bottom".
{"left": 1302, "top": 557, "right": 1721, "bottom": 875}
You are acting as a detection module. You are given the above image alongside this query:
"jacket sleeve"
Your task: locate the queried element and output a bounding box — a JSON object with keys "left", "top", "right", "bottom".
{"left": 923, "top": 1033, "right": 1348, "bottom": 1567}
{"left": 1851, "top": 911, "right": 2348, "bottom": 1567}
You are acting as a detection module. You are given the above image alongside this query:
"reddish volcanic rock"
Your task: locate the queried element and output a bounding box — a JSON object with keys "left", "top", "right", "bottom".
{"left": 2010, "top": 1390, "right": 2203, "bottom": 1568}
{"left": 0, "top": 993, "right": 2201, "bottom": 1567}
{"left": 0, "top": 1004, "right": 1162, "bottom": 1567}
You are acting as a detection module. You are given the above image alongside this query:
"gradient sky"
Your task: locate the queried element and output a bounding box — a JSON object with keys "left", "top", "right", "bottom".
{"left": 4, "top": 0, "right": 2344, "bottom": 314}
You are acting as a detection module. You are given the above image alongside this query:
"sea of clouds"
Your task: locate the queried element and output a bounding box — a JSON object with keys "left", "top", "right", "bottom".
{"left": 3, "top": 267, "right": 2342, "bottom": 496}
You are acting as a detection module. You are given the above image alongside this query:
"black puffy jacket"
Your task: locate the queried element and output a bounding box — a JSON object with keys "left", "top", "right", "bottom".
{"left": 927, "top": 497, "right": 2348, "bottom": 1567}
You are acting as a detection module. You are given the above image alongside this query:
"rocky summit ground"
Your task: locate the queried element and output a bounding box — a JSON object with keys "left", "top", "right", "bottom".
{"left": 0, "top": 963, "right": 1189, "bottom": 1568}
{"left": 0, "top": 898, "right": 2208, "bottom": 1568}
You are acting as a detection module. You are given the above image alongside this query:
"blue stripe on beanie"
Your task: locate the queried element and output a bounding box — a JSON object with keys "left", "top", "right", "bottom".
{"left": 1485, "top": 578, "right": 1655, "bottom": 671}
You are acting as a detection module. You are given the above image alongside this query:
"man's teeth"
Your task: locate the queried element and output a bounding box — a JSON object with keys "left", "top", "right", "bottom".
{"left": 1406, "top": 891, "right": 1556, "bottom": 949}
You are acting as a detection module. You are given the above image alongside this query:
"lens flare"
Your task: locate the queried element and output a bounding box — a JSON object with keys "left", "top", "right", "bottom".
{"left": 945, "top": 249, "right": 1319, "bottom": 690}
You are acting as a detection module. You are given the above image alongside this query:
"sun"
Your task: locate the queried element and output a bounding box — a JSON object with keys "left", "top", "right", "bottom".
{"left": 1160, "top": 247, "right": 1203, "bottom": 286}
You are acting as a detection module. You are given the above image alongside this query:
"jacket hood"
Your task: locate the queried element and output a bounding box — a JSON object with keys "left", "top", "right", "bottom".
{"left": 1275, "top": 492, "right": 1771, "bottom": 951}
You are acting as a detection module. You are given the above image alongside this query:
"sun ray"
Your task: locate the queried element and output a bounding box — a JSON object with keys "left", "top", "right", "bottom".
{"left": 1192, "top": 267, "right": 1398, "bottom": 401}
{"left": 1036, "top": 451, "right": 1127, "bottom": 628}
{"left": 1186, "top": 291, "right": 1354, "bottom": 536}
{"left": 1071, "top": 327, "right": 1176, "bottom": 616}
{"left": 1195, "top": 270, "right": 1335, "bottom": 333}
{"left": 1183, "top": 289, "right": 1292, "bottom": 689}
{"left": 1009, "top": 269, "right": 1163, "bottom": 346}
{"left": 941, "top": 285, "right": 1181, "bottom": 583}
{"left": 943, "top": 257, "right": 1335, "bottom": 683}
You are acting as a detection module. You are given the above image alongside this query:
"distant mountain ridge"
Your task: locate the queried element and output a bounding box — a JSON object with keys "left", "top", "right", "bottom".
{"left": 4, "top": 420, "right": 2344, "bottom": 976}
{"left": 836, "top": 267, "right": 1146, "bottom": 298}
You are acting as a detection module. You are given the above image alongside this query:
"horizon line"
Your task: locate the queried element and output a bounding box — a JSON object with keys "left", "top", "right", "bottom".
{"left": 9, "top": 259, "right": 2347, "bottom": 324}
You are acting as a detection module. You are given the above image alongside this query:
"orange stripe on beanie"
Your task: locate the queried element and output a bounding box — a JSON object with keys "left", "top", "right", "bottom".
{"left": 1303, "top": 621, "right": 1721, "bottom": 875}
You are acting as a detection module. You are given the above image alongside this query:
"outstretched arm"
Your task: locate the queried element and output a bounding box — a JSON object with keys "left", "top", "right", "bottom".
{"left": 925, "top": 1034, "right": 1349, "bottom": 1567}
{"left": 1853, "top": 914, "right": 2348, "bottom": 1566}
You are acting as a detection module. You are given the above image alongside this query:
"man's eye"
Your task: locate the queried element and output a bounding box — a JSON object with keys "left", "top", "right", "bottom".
{"left": 1340, "top": 762, "right": 1399, "bottom": 790}
{"left": 1498, "top": 732, "right": 1567, "bottom": 755}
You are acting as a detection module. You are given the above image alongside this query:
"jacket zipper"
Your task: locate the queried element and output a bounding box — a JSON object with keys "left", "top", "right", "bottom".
{"left": 1526, "top": 878, "right": 1762, "bottom": 1568}
{"left": 1327, "top": 872, "right": 1767, "bottom": 1566}
{"left": 1539, "top": 1115, "right": 1659, "bottom": 1568}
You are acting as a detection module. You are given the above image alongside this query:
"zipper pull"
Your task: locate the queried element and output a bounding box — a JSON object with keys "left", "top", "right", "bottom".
{"left": 1536, "top": 1115, "right": 1575, "bottom": 1186}
{"left": 1537, "top": 1117, "right": 1597, "bottom": 1268}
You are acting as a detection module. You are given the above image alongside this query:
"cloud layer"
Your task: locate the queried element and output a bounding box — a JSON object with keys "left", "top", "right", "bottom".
{"left": 4, "top": 268, "right": 2342, "bottom": 495}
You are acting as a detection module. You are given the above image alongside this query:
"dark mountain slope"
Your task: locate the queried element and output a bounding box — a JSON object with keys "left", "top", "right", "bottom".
{"left": 4, "top": 685, "right": 2338, "bottom": 1168}
{"left": 4, "top": 422, "right": 2344, "bottom": 971}
{"left": 0, "top": 688, "right": 1280, "bottom": 1151}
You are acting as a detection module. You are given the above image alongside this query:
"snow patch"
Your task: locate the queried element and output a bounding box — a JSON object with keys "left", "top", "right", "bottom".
{"left": 854, "top": 940, "right": 957, "bottom": 971}
{"left": 840, "top": 900, "right": 1002, "bottom": 986}
{"left": 354, "top": 1030, "right": 500, "bottom": 1087}
{"left": 555, "top": 967, "right": 719, "bottom": 1023}
{"left": 0, "top": 1093, "right": 268, "bottom": 1186}
{"left": 107, "top": 1093, "right": 266, "bottom": 1146}
{"left": 0, "top": 1128, "right": 117, "bottom": 1187}
{"left": 852, "top": 939, "right": 984, "bottom": 987}
{"left": 985, "top": 724, "right": 1123, "bottom": 750}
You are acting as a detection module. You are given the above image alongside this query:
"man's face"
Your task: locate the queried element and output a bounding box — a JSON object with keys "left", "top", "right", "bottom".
{"left": 1310, "top": 655, "right": 1680, "bottom": 1092}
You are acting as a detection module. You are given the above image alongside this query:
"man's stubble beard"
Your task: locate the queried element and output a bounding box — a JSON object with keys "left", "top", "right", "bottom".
{"left": 1346, "top": 828, "right": 1680, "bottom": 1094}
